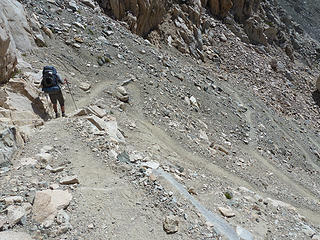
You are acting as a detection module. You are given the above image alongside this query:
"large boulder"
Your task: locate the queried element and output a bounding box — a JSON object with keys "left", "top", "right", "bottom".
{"left": 0, "top": 11, "right": 17, "bottom": 84}
{"left": 0, "top": 0, "right": 35, "bottom": 51}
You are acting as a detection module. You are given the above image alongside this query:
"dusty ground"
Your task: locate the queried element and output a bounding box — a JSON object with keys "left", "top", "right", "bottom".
{"left": 1, "top": 0, "right": 320, "bottom": 239}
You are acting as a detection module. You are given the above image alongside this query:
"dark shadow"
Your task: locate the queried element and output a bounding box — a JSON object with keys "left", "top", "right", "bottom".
{"left": 31, "top": 97, "right": 50, "bottom": 121}
{"left": 312, "top": 90, "right": 320, "bottom": 107}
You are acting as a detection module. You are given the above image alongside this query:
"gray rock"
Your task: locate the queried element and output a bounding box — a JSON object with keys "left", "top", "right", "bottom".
{"left": 6, "top": 205, "right": 26, "bottom": 226}
{"left": 0, "top": 126, "right": 19, "bottom": 167}
{"left": 80, "top": 0, "right": 95, "bottom": 9}
{"left": 68, "top": 0, "right": 79, "bottom": 11}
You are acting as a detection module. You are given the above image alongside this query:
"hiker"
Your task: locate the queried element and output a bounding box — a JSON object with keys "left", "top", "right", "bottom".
{"left": 40, "top": 66, "right": 67, "bottom": 118}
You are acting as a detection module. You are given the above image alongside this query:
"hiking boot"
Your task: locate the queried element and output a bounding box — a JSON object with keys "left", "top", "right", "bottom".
{"left": 55, "top": 112, "right": 59, "bottom": 118}
{"left": 62, "top": 112, "right": 66, "bottom": 117}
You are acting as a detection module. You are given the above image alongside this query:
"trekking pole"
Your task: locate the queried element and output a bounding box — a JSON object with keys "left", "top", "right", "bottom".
{"left": 65, "top": 79, "right": 78, "bottom": 110}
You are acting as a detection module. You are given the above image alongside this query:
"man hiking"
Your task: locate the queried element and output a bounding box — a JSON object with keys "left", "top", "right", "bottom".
{"left": 40, "top": 66, "right": 67, "bottom": 118}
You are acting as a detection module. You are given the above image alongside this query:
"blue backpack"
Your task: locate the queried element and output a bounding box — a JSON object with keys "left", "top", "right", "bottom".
{"left": 42, "top": 66, "right": 60, "bottom": 93}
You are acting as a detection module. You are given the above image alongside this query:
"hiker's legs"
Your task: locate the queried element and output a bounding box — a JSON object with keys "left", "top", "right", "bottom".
{"left": 49, "top": 93, "right": 59, "bottom": 117}
{"left": 57, "top": 91, "right": 65, "bottom": 116}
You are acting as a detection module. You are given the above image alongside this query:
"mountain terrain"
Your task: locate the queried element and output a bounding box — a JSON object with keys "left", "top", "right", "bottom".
{"left": 0, "top": 0, "right": 320, "bottom": 240}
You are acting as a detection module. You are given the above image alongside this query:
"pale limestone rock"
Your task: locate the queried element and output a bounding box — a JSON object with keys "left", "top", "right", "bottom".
{"left": 32, "top": 190, "right": 72, "bottom": 223}
{"left": 218, "top": 207, "right": 235, "bottom": 217}
{"left": 0, "top": 231, "right": 33, "bottom": 240}
{"left": 87, "top": 105, "right": 106, "bottom": 118}
{"left": 6, "top": 205, "right": 26, "bottom": 226}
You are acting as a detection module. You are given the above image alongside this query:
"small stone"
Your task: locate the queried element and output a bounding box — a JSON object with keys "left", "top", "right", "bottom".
{"left": 36, "top": 153, "right": 53, "bottom": 164}
{"left": 149, "top": 173, "right": 157, "bottom": 182}
{"left": 50, "top": 184, "right": 60, "bottom": 190}
{"left": 73, "top": 43, "right": 81, "bottom": 48}
{"left": 3, "top": 196, "right": 23, "bottom": 206}
{"left": 163, "top": 215, "right": 179, "bottom": 234}
{"left": 42, "top": 26, "right": 53, "bottom": 38}
{"left": 79, "top": 82, "right": 91, "bottom": 91}
{"left": 60, "top": 175, "right": 80, "bottom": 185}
{"left": 187, "top": 187, "right": 197, "bottom": 195}
{"left": 190, "top": 96, "right": 199, "bottom": 108}
{"left": 117, "top": 86, "right": 128, "bottom": 96}
{"left": 88, "top": 223, "right": 94, "bottom": 229}
{"left": 50, "top": 166, "right": 64, "bottom": 173}
{"left": 56, "top": 210, "right": 70, "bottom": 225}
{"left": 220, "top": 33, "right": 227, "bottom": 42}
{"left": 218, "top": 207, "right": 235, "bottom": 218}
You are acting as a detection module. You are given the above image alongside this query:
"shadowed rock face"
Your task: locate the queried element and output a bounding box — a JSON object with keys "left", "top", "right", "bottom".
{"left": 97, "top": 0, "right": 168, "bottom": 37}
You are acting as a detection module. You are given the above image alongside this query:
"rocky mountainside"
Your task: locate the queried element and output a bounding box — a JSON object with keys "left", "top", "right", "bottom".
{"left": 277, "top": 0, "right": 320, "bottom": 42}
{"left": 0, "top": 0, "right": 320, "bottom": 239}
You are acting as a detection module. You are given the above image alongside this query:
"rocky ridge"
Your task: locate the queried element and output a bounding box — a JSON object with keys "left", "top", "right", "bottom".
{"left": 0, "top": 0, "right": 319, "bottom": 239}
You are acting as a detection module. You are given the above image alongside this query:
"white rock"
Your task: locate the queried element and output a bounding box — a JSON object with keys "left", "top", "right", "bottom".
{"left": 74, "top": 22, "right": 85, "bottom": 30}
{"left": 20, "top": 157, "right": 37, "bottom": 166}
{"left": 141, "top": 161, "right": 160, "bottom": 169}
{"left": 190, "top": 96, "right": 199, "bottom": 107}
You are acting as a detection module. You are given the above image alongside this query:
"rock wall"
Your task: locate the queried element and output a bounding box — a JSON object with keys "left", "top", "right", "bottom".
{"left": 0, "top": 11, "right": 17, "bottom": 84}
{"left": 97, "top": 0, "right": 168, "bottom": 37}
